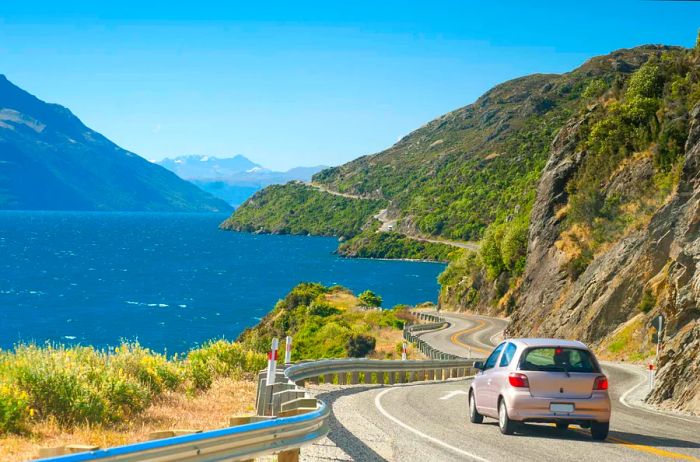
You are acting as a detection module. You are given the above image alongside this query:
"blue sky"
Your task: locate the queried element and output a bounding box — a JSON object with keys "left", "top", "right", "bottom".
{"left": 0, "top": 1, "right": 698, "bottom": 170}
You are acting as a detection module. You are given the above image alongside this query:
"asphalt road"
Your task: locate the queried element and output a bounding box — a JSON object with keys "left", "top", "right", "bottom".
{"left": 306, "top": 313, "right": 700, "bottom": 462}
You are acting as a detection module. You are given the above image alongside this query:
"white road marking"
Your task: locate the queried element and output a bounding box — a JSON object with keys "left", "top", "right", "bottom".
{"left": 614, "top": 363, "right": 700, "bottom": 424}
{"left": 440, "top": 390, "right": 468, "bottom": 400}
{"left": 374, "top": 387, "right": 492, "bottom": 462}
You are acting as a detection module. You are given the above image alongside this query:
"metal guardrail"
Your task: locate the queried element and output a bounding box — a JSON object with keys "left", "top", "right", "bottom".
{"left": 403, "top": 312, "right": 464, "bottom": 360}
{"left": 38, "top": 331, "right": 474, "bottom": 462}
{"left": 38, "top": 403, "right": 330, "bottom": 462}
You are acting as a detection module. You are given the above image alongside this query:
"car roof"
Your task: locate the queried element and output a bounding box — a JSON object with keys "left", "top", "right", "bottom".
{"left": 503, "top": 338, "right": 589, "bottom": 349}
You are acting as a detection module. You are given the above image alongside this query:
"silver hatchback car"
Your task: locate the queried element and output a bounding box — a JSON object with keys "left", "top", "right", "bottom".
{"left": 469, "top": 338, "right": 611, "bottom": 440}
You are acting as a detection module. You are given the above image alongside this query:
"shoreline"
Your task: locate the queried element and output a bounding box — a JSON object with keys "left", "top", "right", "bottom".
{"left": 222, "top": 227, "right": 450, "bottom": 264}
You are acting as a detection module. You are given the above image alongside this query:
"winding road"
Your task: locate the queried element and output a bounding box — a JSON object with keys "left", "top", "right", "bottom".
{"left": 303, "top": 312, "right": 700, "bottom": 462}
{"left": 307, "top": 182, "right": 480, "bottom": 252}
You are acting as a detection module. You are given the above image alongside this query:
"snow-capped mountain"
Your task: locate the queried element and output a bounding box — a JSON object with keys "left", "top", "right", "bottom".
{"left": 158, "top": 155, "right": 327, "bottom": 207}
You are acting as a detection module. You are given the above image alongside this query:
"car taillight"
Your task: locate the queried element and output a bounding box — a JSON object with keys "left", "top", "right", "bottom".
{"left": 593, "top": 375, "right": 608, "bottom": 391}
{"left": 508, "top": 372, "right": 529, "bottom": 388}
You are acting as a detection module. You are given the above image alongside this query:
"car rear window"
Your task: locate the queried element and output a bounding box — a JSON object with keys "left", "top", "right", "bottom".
{"left": 519, "top": 347, "right": 600, "bottom": 373}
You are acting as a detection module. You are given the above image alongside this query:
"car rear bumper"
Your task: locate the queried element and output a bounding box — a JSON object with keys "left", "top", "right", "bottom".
{"left": 505, "top": 391, "right": 611, "bottom": 423}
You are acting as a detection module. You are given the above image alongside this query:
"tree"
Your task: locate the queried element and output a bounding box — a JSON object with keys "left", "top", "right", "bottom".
{"left": 358, "top": 290, "right": 382, "bottom": 307}
{"left": 345, "top": 334, "right": 376, "bottom": 358}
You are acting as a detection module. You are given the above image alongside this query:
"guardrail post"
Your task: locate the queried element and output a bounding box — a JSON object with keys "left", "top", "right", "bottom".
{"left": 323, "top": 373, "right": 334, "bottom": 384}
{"left": 350, "top": 371, "right": 359, "bottom": 385}
{"left": 278, "top": 448, "right": 300, "bottom": 462}
{"left": 387, "top": 371, "right": 395, "bottom": 385}
{"left": 337, "top": 371, "right": 347, "bottom": 385}
{"left": 399, "top": 371, "right": 407, "bottom": 383}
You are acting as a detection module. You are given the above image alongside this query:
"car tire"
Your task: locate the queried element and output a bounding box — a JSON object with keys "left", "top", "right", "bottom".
{"left": 555, "top": 422, "right": 569, "bottom": 432}
{"left": 498, "top": 399, "right": 517, "bottom": 435}
{"left": 591, "top": 421, "right": 609, "bottom": 441}
{"left": 469, "top": 390, "right": 483, "bottom": 424}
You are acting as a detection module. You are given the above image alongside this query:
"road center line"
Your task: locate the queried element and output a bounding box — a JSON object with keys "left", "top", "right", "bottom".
{"left": 374, "top": 387, "right": 492, "bottom": 462}
{"left": 449, "top": 318, "right": 490, "bottom": 355}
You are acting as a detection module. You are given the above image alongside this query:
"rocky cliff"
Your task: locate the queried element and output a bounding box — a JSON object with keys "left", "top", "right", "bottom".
{"left": 508, "top": 100, "right": 700, "bottom": 415}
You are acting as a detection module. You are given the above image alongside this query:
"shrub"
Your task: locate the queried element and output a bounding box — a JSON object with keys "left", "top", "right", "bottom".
{"left": 358, "top": 290, "right": 382, "bottom": 307}
{"left": 186, "top": 340, "right": 266, "bottom": 385}
{"left": 110, "top": 343, "right": 183, "bottom": 394}
{"left": 345, "top": 334, "right": 376, "bottom": 358}
{"left": 6, "top": 345, "right": 151, "bottom": 425}
{"left": 308, "top": 301, "right": 341, "bottom": 317}
{"left": 0, "top": 339, "right": 266, "bottom": 430}
{"left": 638, "top": 289, "right": 656, "bottom": 313}
{"left": 626, "top": 62, "right": 663, "bottom": 99}
{"left": 0, "top": 384, "right": 30, "bottom": 434}
{"left": 582, "top": 79, "right": 607, "bottom": 99}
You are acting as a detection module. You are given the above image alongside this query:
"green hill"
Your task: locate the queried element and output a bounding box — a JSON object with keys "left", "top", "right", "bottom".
{"left": 224, "top": 45, "right": 677, "bottom": 264}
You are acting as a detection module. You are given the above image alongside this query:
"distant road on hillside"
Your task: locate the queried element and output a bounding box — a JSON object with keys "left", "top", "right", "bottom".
{"left": 308, "top": 182, "right": 480, "bottom": 252}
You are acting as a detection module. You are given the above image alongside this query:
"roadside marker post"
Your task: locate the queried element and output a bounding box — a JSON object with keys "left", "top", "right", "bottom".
{"left": 651, "top": 314, "right": 664, "bottom": 391}
{"left": 402, "top": 342, "right": 407, "bottom": 361}
{"left": 284, "top": 336, "right": 293, "bottom": 365}
{"left": 266, "top": 338, "right": 279, "bottom": 387}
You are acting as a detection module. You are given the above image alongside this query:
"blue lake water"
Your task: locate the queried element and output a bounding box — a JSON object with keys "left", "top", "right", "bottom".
{"left": 0, "top": 212, "right": 445, "bottom": 352}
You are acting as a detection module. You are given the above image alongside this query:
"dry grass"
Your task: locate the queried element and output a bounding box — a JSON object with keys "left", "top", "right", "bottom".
{"left": 555, "top": 223, "right": 591, "bottom": 260}
{"left": 0, "top": 378, "right": 257, "bottom": 462}
{"left": 597, "top": 314, "right": 654, "bottom": 362}
{"left": 368, "top": 327, "right": 424, "bottom": 360}
{"left": 322, "top": 291, "right": 359, "bottom": 311}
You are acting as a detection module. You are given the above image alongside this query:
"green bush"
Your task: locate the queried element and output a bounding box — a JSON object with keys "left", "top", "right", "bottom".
{"left": 626, "top": 62, "right": 663, "bottom": 99}
{"left": 186, "top": 340, "right": 267, "bottom": 385}
{"left": 358, "top": 290, "right": 383, "bottom": 307}
{"left": 0, "top": 384, "right": 30, "bottom": 433}
{"left": 0, "top": 339, "right": 266, "bottom": 433}
{"left": 4, "top": 345, "right": 151, "bottom": 425}
{"left": 110, "top": 343, "right": 183, "bottom": 394}
{"left": 638, "top": 289, "right": 656, "bottom": 313}
{"left": 308, "top": 301, "right": 342, "bottom": 317}
{"left": 582, "top": 79, "right": 607, "bottom": 99}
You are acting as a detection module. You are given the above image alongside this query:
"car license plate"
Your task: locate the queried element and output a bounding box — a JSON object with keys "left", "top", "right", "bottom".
{"left": 550, "top": 403, "right": 574, "bottom": 413}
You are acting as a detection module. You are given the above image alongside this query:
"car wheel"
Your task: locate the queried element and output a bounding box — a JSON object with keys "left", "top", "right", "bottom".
{"left": 555, "top": 422, "right": 569, "bottom": 432}
{"left": 469, "top": 391, "right": 483, "bottom": 424}
{"left": 498, "top": 399, "right": 517, "bottom": 435}
{"left": 591, "top": 421, "right": 609, "bottom": 441}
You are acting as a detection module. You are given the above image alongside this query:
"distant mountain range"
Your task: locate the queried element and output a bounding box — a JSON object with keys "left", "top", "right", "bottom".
{"left": 0, "top": 75, "right": 231, "bottom": 212}
{"left": 157, "top": 155, "right": 326, "bottom": 207}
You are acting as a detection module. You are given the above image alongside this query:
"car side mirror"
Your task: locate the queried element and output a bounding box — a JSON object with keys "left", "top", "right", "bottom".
{"left": 474, "top": 361, "right": 484, "bottom": 371}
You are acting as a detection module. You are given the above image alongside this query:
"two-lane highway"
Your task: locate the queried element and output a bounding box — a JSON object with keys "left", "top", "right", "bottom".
{"left": 306, "top": 312, "right": 700, "bottom": 461}
{"left": 415, "top": 311, "right": 508, "bottom": 358}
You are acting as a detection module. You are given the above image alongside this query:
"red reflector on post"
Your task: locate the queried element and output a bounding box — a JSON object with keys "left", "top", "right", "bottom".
{"left": 508, "top": 372, "right": 529, "bottom": 388}
{"left": 593, "top": 376, "right": 608, "bottom": 391}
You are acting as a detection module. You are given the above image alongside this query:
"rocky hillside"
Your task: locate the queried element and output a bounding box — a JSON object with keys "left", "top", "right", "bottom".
{"left": 0, "top": 75, "right": 231, "bottom": 212}
{"left": 501, "top": 45, "right": 699, "bottom": 414}
{"left": 226, "top": 40, "right": 700, "bottom": 413}
{"left": 226, "top": 46, "right": 675, "bottom": 262}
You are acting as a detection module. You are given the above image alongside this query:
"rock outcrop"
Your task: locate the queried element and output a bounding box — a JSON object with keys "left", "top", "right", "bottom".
{"left": 509, "top": 104, "right": 700, "bottom": 414}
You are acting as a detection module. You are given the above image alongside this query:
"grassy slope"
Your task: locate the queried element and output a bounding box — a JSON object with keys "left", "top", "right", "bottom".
{"left": 225, "top": 47, "right": 675, "bottom": 266}
{"left": 237, "top": 283, "right": 420, "bottom": 360}
{"left": 221, "top": 182, "right": 385, "bottom": 239}
{"left": 0, "top": 283, "right": 417, "bottom": 457}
